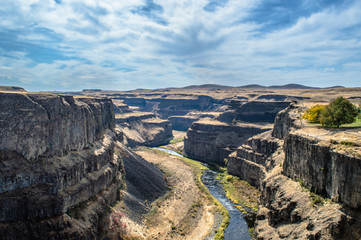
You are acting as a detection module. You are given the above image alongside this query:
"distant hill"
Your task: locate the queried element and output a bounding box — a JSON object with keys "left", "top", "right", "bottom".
{"left": 327, "top": 85, "right": 345, "bottom": 89}
{"left": 181, "top": 84, "right": 233, "bottom": 90}
{"left": 267, "top": 84, "right": 317, "bottom": 89}
{"left": 239, "top": 84, "right": 266, "bottom": 88}
{"left": 0, "top": 86, "right": 26, "bottom": 92}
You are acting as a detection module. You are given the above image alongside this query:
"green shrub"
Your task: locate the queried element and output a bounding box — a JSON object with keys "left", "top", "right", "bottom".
{"left": 319, "top": 97, "right": 358, "bottom": 127}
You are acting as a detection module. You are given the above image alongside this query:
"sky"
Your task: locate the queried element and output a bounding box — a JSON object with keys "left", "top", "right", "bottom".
{"left": 0, "top": 0, "right": 361, "bottom": 91}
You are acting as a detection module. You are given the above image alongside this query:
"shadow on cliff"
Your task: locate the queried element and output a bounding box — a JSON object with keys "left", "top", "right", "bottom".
{"left": 120, "top": 145, "right": 168, "bottom": 223}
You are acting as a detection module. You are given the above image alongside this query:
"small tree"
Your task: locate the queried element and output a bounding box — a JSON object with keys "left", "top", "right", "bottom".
{"left": 302, "top": 104, "right": 325, "bottom": 123}
{"left": 319, "top": 97, "right": 357, "bottom": 127}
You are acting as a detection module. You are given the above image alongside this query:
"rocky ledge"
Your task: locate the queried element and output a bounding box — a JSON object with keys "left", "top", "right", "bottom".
{"left": 283, "top": 127, "right": 361, "bottom": 209}
{"left": 0, "top": 92, "right": 123, "bottom": 239}
{"left": 184, "top": 119, "right": 272, "bottom": 165}
{"left": 169, "top": 112, "right": 220, "bottom": 131}
{"left": 247, "top": 105, "right": 361, "bottom": 239}
{"left": 227, "top": 131, "right": 283, "bottom": 187}
{"left": 115, "top": 112, "right": 172, "bottom": 147}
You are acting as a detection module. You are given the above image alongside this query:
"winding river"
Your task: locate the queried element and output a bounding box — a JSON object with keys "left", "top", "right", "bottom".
{"left": 154, "top": 148, "right": 251, "bottom": 240}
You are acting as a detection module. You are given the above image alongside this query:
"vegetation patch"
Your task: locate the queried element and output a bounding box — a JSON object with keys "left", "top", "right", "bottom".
{"left": 176, "top": 155, "right": 230, "bottom": 240}
{"left": 296, "top": 178, "right": 330, "bottom": 206}
{"left": 303, "top": 97, "right": 358, "bottom": 128}
{"left": 169, "top": 137, "right": 184, "bottom": 144}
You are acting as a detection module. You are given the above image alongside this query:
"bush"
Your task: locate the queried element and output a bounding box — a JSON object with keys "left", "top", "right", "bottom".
{"left": 319, "top": 97, "right": 358, "bottom": 127}
{"left": 302, "top": 104, "right": 325, "bottom": 123}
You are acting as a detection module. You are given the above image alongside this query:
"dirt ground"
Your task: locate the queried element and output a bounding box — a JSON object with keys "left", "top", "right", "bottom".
{"left": 137, "top": 149, "right": 215, "bottom": 240}
{"left": 105, "top": 147, "right": 217, "bottom": 240}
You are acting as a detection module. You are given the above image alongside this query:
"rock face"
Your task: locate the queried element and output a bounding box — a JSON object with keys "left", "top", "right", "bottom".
{"left": 112, "top": 99, "right": 131, "bottom": 114}
{"left": 250, "top": 105, "right": 361, "bottom": 240}
{"left": 169, "top": 115, "right": 199, "bottom": 131}
{"left": 227, "top": 131, "right": 282, "bottom": 187}
{"left": 0, "top": 92, "right": 124, "bottom": 239}
{"left": 255, "top": 174, "right": 348, "bottom": 240}
{"left": 0, "top": 93, "right": 114, "bottom": 161}
{"left": 169, "top": 112, "right": 220, "bottom": 131}
{"left": 217, "top": 100, "right": 291, "bottom": 124}
{"left": 115, "top": 112, "right": 172, "bottom": 147}
{"left": 283, "top": 129, "right": 361, "bottom": 209}
{"left": 110, "top": 94, "right": 217, "bottom": 119}
{"left": 184, "top": 119, "right": 272, "bottom": 165}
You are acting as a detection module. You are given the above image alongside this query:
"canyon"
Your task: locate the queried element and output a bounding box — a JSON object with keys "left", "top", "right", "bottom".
{"left": 1, "top": 85, "right": 361, "bottom": 239}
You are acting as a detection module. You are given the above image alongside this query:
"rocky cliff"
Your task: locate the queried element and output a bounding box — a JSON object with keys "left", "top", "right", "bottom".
{"left": 115, "top": 112, "right": 172, "bottom": 148}
{"left": 169, "top": 112, "right": 220, "bottom": 131}
{"left": 250, "top": 105, "right": 361, "bottom": 240}
{"left": 0, "top": 92, "right": 124, "bottom": 239}
{"left": 184, "top": 119, "right": 272, "bottom": 165}
{"left": 217, "top": 100, "right": 291, "bottom": 124}
{"left": 283, "top": 128, "right": 361, "bottom": 209}
{"left": 227, "top": 131, "right": 282, "bottom": 187}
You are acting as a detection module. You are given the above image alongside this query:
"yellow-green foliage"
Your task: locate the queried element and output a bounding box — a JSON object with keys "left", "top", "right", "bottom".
{"left": 179, "top": 157, "right": 230, "bottom": 240}
{"left": 302, "top": 104, "right": 325, "bottom": 123}
{"left": 218, "top": 172, "right": 259, "bottom": 213}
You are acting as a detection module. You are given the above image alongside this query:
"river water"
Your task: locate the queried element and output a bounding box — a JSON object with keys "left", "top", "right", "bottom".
{"left": 154, "top": 148, "right": 251, "bottom": 240}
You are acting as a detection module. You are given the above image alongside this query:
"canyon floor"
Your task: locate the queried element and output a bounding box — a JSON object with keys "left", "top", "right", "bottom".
{"left": 103, "top": 144, "right": 220, "bottom": 240}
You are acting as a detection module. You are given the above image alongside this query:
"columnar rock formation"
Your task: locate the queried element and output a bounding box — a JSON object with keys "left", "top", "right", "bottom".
{"left": 184, "top": 100, "right": 287, "bottom": 165}
{"left": 0, "top": 92, "right": 124, "bottom": 239}
{"left": 227, "top": 131, "right": 282, "bottom": 187}
{"left": 230, "top": 105, "right": 361, "bottom": 239}
{"left": 217, "top": 100, "right": 291, "bottom": 124}
{"left": 169, "top": 112, "right": 220, "bottom": 131}
{"left": 111, "top": 95, "right": 217, "bottom": 119}
{"left": 283, "top": 128, "right": 361, "bottom": 209}
{"left": 184, "top": 119, "right": 272, "bottom": 165}
{"left": 115, "top": 112, "right": 172, "bottom": 147}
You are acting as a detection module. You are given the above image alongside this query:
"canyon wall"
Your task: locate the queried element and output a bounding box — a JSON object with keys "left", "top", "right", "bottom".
{"left": 249, "top": 105, "right": 361, "bottom": 239}
{"left": 115, "top": 112, "right": 172, "bottom": 147}
{"left": 184, "top": 120, "right": 272, "bottom": 165}
{"left": 0, "top": 92, "right": 124, "bottom": 239}
{"left": 283, "top": 130, "right": 361, "bottom": 209}
{"left": 111, "top": 95, "right": 218, "bottom": 119}
{"left": 227, "top": 131, "right": 282, "bottom": 187}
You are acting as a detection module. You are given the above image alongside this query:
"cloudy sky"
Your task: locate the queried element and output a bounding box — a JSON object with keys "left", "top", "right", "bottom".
{"left": 0, "top": 0, "right": 361, "bottom": 91}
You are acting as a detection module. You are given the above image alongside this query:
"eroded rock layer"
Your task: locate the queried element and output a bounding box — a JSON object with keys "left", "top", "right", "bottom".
{"left": 0, "top": 92, "right": 124, "bottom": 239}
{"left": 249, "top": 105, "right": 361, "bottom": 240}
{"left": 184, "top": 119, "right": 272, "bottom": 165}
{"left": 115, "top": 112, "right": 172, "bottom": 147}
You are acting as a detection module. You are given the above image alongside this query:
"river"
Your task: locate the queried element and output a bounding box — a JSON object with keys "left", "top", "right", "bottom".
{"left": 154, "top": 147, "right": 251, "bottom": 240}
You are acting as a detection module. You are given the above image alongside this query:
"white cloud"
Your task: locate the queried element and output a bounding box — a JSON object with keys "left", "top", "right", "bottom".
{"left": 0, "top": 0, "right": 361, "bottom": 90}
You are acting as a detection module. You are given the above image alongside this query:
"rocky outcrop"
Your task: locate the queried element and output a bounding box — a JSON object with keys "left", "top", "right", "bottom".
{"left": 116, "top": 112, "right": 172, "bottom": 148}
{"left": 184, "top": 119, "right": 272, "bottom": 165}
{"left": 169, "top": 112, "right": 220, "bottom": 131}
{"left": 112, "top": 99, "right": 131, "bottom": 114}
{"left": 0, "top": 92, "right": 124, "bottom": 239}
{"left": 217, "top": 100, "right": 291, "bottom": 124}
{"left": 254, "top": 174, "right": 349, "bottom": 240}
{"left": 111, "top": 95, "right": 216, "bottom": 119}
{"left": 283, "top": 129, "right": 361, "bottom": 209}
{"left": 169, "top": 115, "right": 199, "bottom": 131}
{"left": 234, "top": 101, "right": 291, "bottom": 123}
{"left": 227, "top": 131, "right": 282, "bottom": 187}
{"left": 251, "top": 105, "right": 361, "bottom": 240}
{"left": 0, "top": 93, "right": 114, "bottom": 161}
{"left": 271, "top": 104, "right": 303, "bottom": 139}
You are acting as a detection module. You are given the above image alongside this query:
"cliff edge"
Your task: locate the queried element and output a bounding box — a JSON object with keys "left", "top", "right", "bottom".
{"left": 0, "top": 92, "right": 123, "bottom": 239}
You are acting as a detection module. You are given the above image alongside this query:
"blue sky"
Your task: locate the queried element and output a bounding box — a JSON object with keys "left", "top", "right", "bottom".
{"left": 0, "top": 0, "right": 361, "bottom": 91}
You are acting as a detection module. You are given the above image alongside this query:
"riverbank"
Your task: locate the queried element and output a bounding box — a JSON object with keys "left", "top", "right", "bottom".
{"left": 135, "top": 147, "right": 221, "bottom": 239}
